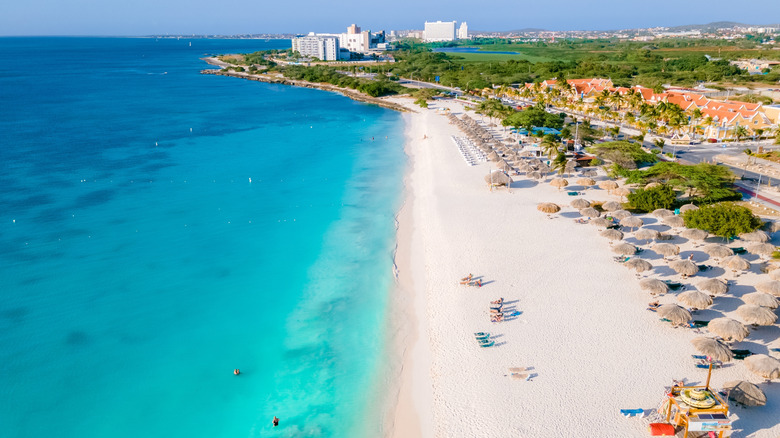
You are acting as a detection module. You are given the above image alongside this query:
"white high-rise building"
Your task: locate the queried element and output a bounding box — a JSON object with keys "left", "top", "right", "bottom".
{"left": 458, "top": 22, "right": 469, "bottom": 40}
{"left": 291, "top": 33, "right": 340, "bottom": 61}
{"left": 424, "top": 21, "right": 457, "bottom": 42}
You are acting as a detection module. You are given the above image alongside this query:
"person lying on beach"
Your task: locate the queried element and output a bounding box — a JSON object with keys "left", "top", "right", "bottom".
{"left": 491, "top": 314, "right": 503, "bottom": 322}
{"left": 490, "top": 298, "right": 503, "bottom": 305}
{"left": 490, "top": 307, "right": 502, "bottom": 314}
{"left": 648, "top": 301, "right": 660, "bottom": 308}
{"left": 460, "top": 274, "right": 473, "bottom": 283}
{"left": 468, "top": 279, "right": 482, "bottom": 287}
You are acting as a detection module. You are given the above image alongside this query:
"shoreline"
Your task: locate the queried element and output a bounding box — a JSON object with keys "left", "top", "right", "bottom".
{"left": 199, "top": 58, "right": 413, "bottom": 113}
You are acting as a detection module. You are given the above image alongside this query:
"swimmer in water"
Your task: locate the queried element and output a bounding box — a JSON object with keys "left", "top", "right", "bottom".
{"left": 273, "top": 416, "right": 279, "bottom": 427}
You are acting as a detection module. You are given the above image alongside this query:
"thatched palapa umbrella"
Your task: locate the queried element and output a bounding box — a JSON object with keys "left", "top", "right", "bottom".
{"left": 611, "top": 210, "right": 632, "bottom": 220}
{"left": 658, "top": 304, "right": 692, "bottom": 325}
{"left": 744, "top": 355, "right": 780, "bottom": 380}
{"left": 580, "top": 207, "right": 600, "bottom": 218}
{"left": 743, "top": 292, "right": 779, "bottom": 309}
{"left": 576, "top": 177, "right": 596, "bottom": 187}
{"left": 590, "top": 217, "right": 613, "bottom": 228}
{"left": 625, "top": 258, "right": 653, "bottom": 273}
{"left": 485, "top": 171, "right": 511, "bottom": 187}
{"left": 570, "top": 198, "right": 590, "bottom": 209}
{"left": 739, "top": 230, "right": 770, "bottom": 243}
{"left": 670, "top": 259, "right": 698, "bottom": 277}
{"left": 640, "top": 278, "right": 669, "bottom": 294}
{"left": 653, "top": 208, "right": 674, "bottom": 218}
{"left": 612, "top": 242, "right": 637, "bottom": 255}
{"left": 663, "top": 216, "right": 685, "bottom": 228}
{"left": 679, "top": 203, "right": 699, "bottom": 213}
{"left": 736, "top": 304, "right": 778, "bottom": 326}
{"left": 601, "top": 229, "right": 624, "bottom": 241}
{"left": 635, "top": 229, "right": 660, "bottom": 243}
{"left": 681, "top": 229, "right": 708, "bottom": 241}
{"left": 677, "top": 290, "right": 712, "bottom": 309}
{"left": 723, "top": 381, "right": 766, "bottom": 407}
{"left": 613, "top": 187, "right": 631, "bottom": 201}
{"left": 602, "top": 201, "right": 621, "bottom": 212}
{"left": 537, "top": 202, "right": 561, "bottom": 214}
{"left": 620, "top": 216, "right": 644, "bottom": 230}
{"left": 723, "top": 256, "right": 750, "bottom": 273}
{"left": 645, "top": 182, "right": 662, "bottom": 190}
{"left": 550, "top": 178, "right": 569, "bottom": 191}
{"left": 598, "top": 180, "right": 619, "bottom": 193}
{"left": 653, "top": 243, "right": 680, "bottom": 258}
{"left": 770, "top": 268, "right": 780, "bottom": 281}
{"left": 697, "top": 278, "right": 729, "bottom": 295}
{"left": 487, "top": 151, "right": 500, "bottom": 162}
{"left": 746, "top": 242, "right": 776, "bottom": 257}
{"left": 756, "top": 280, "right": 780, "bottom": 296}
{"left": 691, "top": 337, "right": 733, "bottom": 362}
{"left": 707, "top": 318, "right": 749, "bottom": 342}
{"left": 702, "top": 244, "right": 733, "bottom": 259}
{"left": 498, "top": 160, "right": 513, "bottom": 172}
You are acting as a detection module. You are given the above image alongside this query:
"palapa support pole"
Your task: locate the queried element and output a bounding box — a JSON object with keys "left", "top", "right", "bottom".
{"left": 705, "top": 362, "right": 713, "bottom": 390}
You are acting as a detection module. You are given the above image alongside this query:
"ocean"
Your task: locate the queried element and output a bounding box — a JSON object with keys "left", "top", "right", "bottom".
{"left": 0, "top": 37, "right": 406, "bottom": 437}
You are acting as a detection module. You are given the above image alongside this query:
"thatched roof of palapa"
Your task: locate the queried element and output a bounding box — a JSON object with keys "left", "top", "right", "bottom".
{"left": 653, "top": 243, "right": 680, "bottom": 257}
{"left": 653, "top": 208, "right": 674, "bottom": 218}
{"left": 611, "top": 210, "right": 632, "bottom": 220}
{"left": 498, "top": 160, "right": 513, "bottom": 172}
{"left": 755, "top": 280, "right": 780, "bottom": 296}
{"left": 743, "top": 292, "right": 779, "bottom": 309}
{"left": 697, "top": 278, "right": 729, "bottom": 295}
{"left": 570, "top": 198, "right": 590, "bottom": 209}
{"left": 679, "top": 204, "right": 699, "bottom": 213}
{"left": 707, "top": 318, "right": 749, "bottom": 342}
{"left": 625, "top": 258, "right": 653, "bottom": 273}
{"left": 670, "top": 259, "right": 698, "bottom": 276}
{"left": 744, "top": 355, "right": 780, "bottom": 380}
{"left": 723, "top": 256, "right": 750, "bottom": 272}
{"left": 579, "top": 207, "right": 600, "bottom": 218}
{"left": 677, "top": 290, "right": 712, "bottom": 308}
{"left": 487, "top": 151, "right": 500, "bottom": 162}
{"left": 645, "top": 182, "right": 662, "bottom": 190}
{"left": 746, "top": 243, "right": 776, "bottom": 257}
{"left": 613, "top": 187, "right": 631, "bottom": 198}
{"left": 598, "top": 180, "right": 619, "bottom": 191}
{"left": 602, "top": 201, "right": 621, "bottom": 211}
{"left": 576, "top": 177, "right": 596, "bottom": 186}
{"left": 681, "top": 229, "right": 708, "bottom": 241}
{"left": 612, "top": 242, "right": 637, "bottom": 255}
{"left": 691, "top": 337, "right": 733, "bottom": 362}
{"left": 550, "top": 178, "right": 569, "bottom": 189}
{"left": 620, "top": 216, "right": 644, "bottom": 229}
{"left": 537, "top": 202, "right": 561, "bottom": 214}
{"left": 723, "top": 381, "right": 766, "bottom": 407}
{"left": 739, "top": 230, "right": 770, "bottom": 243}
{"left": 663, "top": 216, "right": 685, "bottom": 228}
{"left": 658, "top": 304, "right": 692, "bottom": 325}
{"left": 770, "top": 268, "right": 780, "bottom": 281}
{"left": 736, "top": 304, "right": 778, "bottom": 326}
{"left": 702, "top": 244, "right": 733, "bottom": 259}
{"left": 485, "top": 171, "right": 511, "bottom": 186}
{"left": 640, "top": 278, "right": 669, "bottom": 294}
{"left": 590, "top": 217, "right": 612, "bottom": 228}
{"left": 635, "top": 229, "right": 661, "bottom": 241}
{"left": 601, "top": 229, "right": 624, "bottom": 241}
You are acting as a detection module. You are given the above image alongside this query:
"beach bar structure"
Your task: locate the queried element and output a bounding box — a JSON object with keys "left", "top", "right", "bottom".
{"left": 659, "top": 366, "right": 732, "bottom": 437}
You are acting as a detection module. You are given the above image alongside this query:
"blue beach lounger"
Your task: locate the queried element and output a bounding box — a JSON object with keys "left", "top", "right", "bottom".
{"left": 620, "top": 409, "right": 644, "bottom": 418}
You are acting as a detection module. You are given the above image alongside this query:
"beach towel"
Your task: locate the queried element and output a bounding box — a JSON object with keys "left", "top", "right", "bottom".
{"left": 620, "top": 408, "right": 644, "bottom": 418}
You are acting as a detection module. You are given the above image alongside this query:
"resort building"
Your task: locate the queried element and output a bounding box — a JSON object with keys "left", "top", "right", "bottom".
{"left": 457, "top": 22, "right": 469, "bottom": 40}
{"left": 291, "top": 33, "right": 341, "bottom": 61}
{"left": 424, "top": 21, "right": 457, "bottom": 42}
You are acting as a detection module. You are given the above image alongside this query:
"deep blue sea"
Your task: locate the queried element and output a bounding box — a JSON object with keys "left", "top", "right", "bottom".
{"left": 0, "top": 37, "right": 405, "bottom": 437}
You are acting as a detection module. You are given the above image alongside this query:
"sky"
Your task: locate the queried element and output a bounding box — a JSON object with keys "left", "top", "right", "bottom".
{"left": 1, "top": 0, "right": 780, "bottom": 36}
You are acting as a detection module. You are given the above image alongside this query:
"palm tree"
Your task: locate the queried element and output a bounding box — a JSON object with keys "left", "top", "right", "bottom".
{"left": 541, "top": 135, "right": 559, "bottom": 158}
{"left": 734, "top": 125, "right": 749, "bottom": 143}
{"left": 654, "top": 138, "right": 665, "bottom": 154}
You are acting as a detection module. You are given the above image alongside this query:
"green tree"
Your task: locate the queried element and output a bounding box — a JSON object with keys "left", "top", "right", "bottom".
{"left": 626, "top": 185, "right": 677, "bottom": 212}
{"left": 624, "top": 162, "right": 739, "bottom": 204}
{"left": 541, "top": 135, "right": 559, "bottom": 158}
{"left": 654, "top": 138, "right": 665, "bottom": 153}
{"left": 683, "top": 203, "right": 762, "bottom": 239}
{"left": 552, "top": 151, "right": 568, "bottom": 175}
{"left": 734, "top": 125, "right": 749, "bottom": 142}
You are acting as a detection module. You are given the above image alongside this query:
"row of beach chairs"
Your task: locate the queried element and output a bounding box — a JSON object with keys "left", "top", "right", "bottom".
{"left": 451, "top": 136, "right": 486, "bottom": 166}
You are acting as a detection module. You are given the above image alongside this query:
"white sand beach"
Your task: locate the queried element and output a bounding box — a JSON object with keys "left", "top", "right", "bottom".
{"left": 386, "top": 96, "right": 780, "bottom": 438}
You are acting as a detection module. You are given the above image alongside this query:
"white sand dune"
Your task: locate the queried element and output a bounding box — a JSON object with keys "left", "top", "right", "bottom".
{"left": 385, "top": 96, "right": 780, "bottom": 438}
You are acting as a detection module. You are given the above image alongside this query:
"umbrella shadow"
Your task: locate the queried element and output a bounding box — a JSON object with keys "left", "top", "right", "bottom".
{"left": 731, "top": 382, "right": 780, "bottom": 437}
{"left": 709, "top": 296, "right": 743, "bottom": 314}
{"left": 729, "top": 283, "right": 758, "bottom": 298}
{"left": 695, "top": 266, "right": 727, "bottom": 279}
{"left": 639, "top": 250, "right": 664, "bottom": 262}
{"left": 492, "top": 341, "right": 508, "bottom": 348}
{"left": 559, "top": 211, "right": 580, "bottom": 219}
{"left": 729, "top": 339, "right": 766, "bottom": 355}
{"left": 741, "top": 325, "right": 780, "bottom": 345}
{"left": 509, "top": 179, "right": 538, "bottom": 189}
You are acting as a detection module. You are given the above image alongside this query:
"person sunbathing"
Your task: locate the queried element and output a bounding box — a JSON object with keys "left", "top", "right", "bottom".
{"left": 472, "top": 279, "right": 482, "bottom": 287}
{"left": 491, "top": 314, "right": 503, "bottom": 322}
{"left": 490, "top": 298, "right": 503, "bottom": 305}
{"left": 648, "top": 301, "right": 660, "bottom": 308}
{"left": 460, "top": 274, "right": 473, "bottom": 282}
{"left": 490, "top": 307, "right": 502, "bottom": 314}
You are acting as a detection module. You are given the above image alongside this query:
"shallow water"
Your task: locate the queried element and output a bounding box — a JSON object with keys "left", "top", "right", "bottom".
{"left": 0, "top": 37, "right": 405, "bottom": 437}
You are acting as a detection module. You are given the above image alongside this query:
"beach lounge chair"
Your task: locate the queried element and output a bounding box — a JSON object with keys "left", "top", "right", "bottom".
{"left": 510, "top": 373, "right": 530, "bottom": 380}
{"left": 508, "top": 367, "right": 529, "bottom": 373}
{"left": 697, "top": 265, "right": 712, "bottom": 272}
{"left": 478, "top": 340, "right": 495, "bottom": 348}
{"left": 730, "top": 247, "right": 746, "bottom": 254}
{"left": 771, "top": 348, "right": 780, "bottom": 353}
{"left": 474, "top": 332, "right": 490, "bottom": 339}
{"left": 688, "top": 320, "right": 709, "bottom": 328}
{"left": 614, "top": 256, "right": 630, "bottom": 263}
{"left": 696, "top": 362, "right": 722, "bottom": 369}
{"left": 731, "top": 349, "right": 753, "bottom": 359}
{"left": 664, "top": 281, "right": 684, "bottom": 291}
{"left": 490, "top": 298, "right": 503, "bottom": 305}
{"left": 620, "top": 408, "right": 645, "bottom": 418}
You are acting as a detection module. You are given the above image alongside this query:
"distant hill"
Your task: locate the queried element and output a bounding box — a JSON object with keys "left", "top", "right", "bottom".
{"left": 667, "top": 21, "right": 780, "bottom": 31}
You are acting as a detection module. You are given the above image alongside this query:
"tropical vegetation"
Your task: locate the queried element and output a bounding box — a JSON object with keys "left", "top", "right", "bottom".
{"left": 683, "top": 203, "right": 762, "bottom": 239}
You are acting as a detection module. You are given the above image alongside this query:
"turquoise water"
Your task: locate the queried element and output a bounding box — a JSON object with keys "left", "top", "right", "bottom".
{"left": 0, "top": 38, "right": 405, "bottom": 437}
